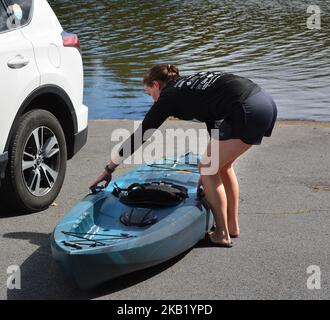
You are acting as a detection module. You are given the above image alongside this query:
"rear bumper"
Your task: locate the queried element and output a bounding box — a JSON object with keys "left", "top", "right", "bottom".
{"left": 75, "top": 104, "right": 88, "bottom": 133}
{"left": 72, "top": 126, "right": 88, "bottom": 157}
{"left": 70, "top": 103, "right": 88, "bottom": 158}
{"left": 0, "top": 152, "right": 8, "bottom": 180}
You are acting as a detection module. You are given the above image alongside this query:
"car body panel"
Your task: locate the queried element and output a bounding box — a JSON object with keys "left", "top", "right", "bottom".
{"left": 0, "top": 27, "right": 40, "bottom": 154}
{"left": 20, "top": 0, "right": 87, "bottom": 133}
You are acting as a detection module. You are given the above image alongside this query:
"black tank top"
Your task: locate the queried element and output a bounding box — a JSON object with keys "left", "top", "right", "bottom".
{"left": 118, "top": 71, "right": 260, "bottom": 158}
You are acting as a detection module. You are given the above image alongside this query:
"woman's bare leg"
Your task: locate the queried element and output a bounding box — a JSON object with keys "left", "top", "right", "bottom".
{"left": 199, "top": 170, "right": 230, "bottom": 244}
{"left": 199, "top": 138, "right": 252, "bottom": 245}
{"left": 220, "top": 162, "right": 240, "bottom": 237}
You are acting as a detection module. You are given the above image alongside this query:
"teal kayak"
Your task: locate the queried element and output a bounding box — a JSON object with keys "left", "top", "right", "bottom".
{"left": 51, "top": 153, "right": 213, "bottom": 290}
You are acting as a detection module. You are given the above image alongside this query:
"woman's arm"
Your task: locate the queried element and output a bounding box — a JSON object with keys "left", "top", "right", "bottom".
{"left": 89, "top": 93, "right": 174, "bottom": 191}
{"left": 114, "top": 93, "right": 175, "bottom": 165}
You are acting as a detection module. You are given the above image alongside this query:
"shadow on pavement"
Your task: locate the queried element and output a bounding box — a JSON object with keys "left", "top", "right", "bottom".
{"left": 0, "top": 192, "right": 39, "bottom": 218}
{"left": 0, "top": 207, "right": 39, "bottom": 219}
{"left": 4, "top": 232, "right": 192, "bottom": 300}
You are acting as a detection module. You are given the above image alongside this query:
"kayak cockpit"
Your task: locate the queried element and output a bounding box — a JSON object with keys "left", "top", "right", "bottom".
{"left": 57, "top": 193, "right": 179, "bottom": 252}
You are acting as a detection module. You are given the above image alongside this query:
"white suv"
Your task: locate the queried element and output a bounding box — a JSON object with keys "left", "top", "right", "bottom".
{"left": 0, "top": 0, "right": 88, "bottom": 212}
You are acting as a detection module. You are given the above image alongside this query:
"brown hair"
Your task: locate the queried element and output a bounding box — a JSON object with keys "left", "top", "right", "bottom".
{"left": 143, "top": 64, "right": 180, "bottom": 87}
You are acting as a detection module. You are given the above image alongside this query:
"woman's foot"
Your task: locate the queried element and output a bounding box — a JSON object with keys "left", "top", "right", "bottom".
{"left": 228, "top": 217, "right": 240, "bottom": 238}
{"left": 210, "top": 224, "right": 240, "bottom": 238}
{"left": 206, "top": 231, "right": 233, "bottom": 247}
{"left": 228, "top": 227, "right": 240, "bottom": 238}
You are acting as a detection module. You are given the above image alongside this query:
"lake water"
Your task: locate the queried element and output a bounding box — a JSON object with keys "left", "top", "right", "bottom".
{"left": 51, "top": 0, "right": 330, "bottom": 121}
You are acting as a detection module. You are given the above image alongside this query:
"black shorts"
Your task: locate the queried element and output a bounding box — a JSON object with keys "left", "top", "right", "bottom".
{"left": 208, "top": 88, "right": 278, "bottom": 145}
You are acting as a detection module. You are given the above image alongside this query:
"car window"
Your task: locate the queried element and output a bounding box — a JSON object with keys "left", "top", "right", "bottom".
{"left": 0, "top": 0, "right": 33, "bottom": 32}
{"left": 0, "top": 1, "right": 8, "bottom": 32}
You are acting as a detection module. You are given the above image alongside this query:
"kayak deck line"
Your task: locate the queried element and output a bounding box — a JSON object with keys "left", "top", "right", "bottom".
{"left": 147, "top": 163, "right": 199, "bottom": 173}
{"left": 137, "top": 169, "right": 198, "bottom": 174}
{"left": 61, "top": 231, "right": 135, "bottom": 238}
{"left": 61, "top": 231, "right": 137, "bottom": 249}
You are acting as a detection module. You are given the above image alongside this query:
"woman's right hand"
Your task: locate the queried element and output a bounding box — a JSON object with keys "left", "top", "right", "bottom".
{"left": 89, "top": 170, "right": 112, "bottom": 192}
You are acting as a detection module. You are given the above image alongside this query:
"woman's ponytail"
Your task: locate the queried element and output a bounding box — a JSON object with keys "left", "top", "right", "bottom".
{"left": 143, "top": 64, "right": 180, "bottom": 87}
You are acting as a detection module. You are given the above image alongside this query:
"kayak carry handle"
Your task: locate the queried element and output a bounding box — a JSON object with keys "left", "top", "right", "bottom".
{"left": 91, "top": 185, "right": 105, "bottom": 195}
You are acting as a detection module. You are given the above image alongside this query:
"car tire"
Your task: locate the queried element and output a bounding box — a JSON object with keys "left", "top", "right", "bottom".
{"left": 5, "top": 109, "right": 67, "bottom": 213}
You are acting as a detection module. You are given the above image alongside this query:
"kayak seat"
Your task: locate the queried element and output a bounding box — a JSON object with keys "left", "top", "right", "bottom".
{"left": 112, "top": 181, "right": 188, "bottom": 208}
{"left": 120, "top": 208, "right": 157, "bottom": 227}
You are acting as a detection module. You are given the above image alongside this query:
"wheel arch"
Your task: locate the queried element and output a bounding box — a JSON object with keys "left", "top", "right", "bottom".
{"left": 5, "top": 85, "right": 78, "bottom": 160}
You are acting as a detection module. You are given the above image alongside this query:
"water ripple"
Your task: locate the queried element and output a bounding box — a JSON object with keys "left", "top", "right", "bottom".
{"left": 51, "top": 0, "right": 330, "bottom": 120}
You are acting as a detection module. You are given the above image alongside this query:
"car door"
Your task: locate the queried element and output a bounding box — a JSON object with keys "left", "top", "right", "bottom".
{"left": 0, "top": 0, "right": 40, "bottom": 153}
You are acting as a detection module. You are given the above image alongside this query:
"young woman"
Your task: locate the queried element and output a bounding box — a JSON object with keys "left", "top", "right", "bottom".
{"left": 90, "top": 64, "right": 277, "bottom": 248}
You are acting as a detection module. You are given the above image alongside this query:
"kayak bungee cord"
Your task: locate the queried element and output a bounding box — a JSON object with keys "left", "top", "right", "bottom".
{"left": 61, "top": 231, "right": 136, "bottom": 248}
{"left": 163, "top": 160, "right": 200, "bottom": 167}
{"left": 61, "top": 231, "right": 135, "bottom": 238}
{"left": 137, "top": 169, "right": 198, "bottom": 174}
{"left": 147, "top": 164, "right": 199, "bottom": 173}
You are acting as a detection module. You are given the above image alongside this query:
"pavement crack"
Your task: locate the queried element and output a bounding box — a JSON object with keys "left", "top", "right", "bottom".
{"left": 310, "top": 185, "right": 330, "bottom": 192}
